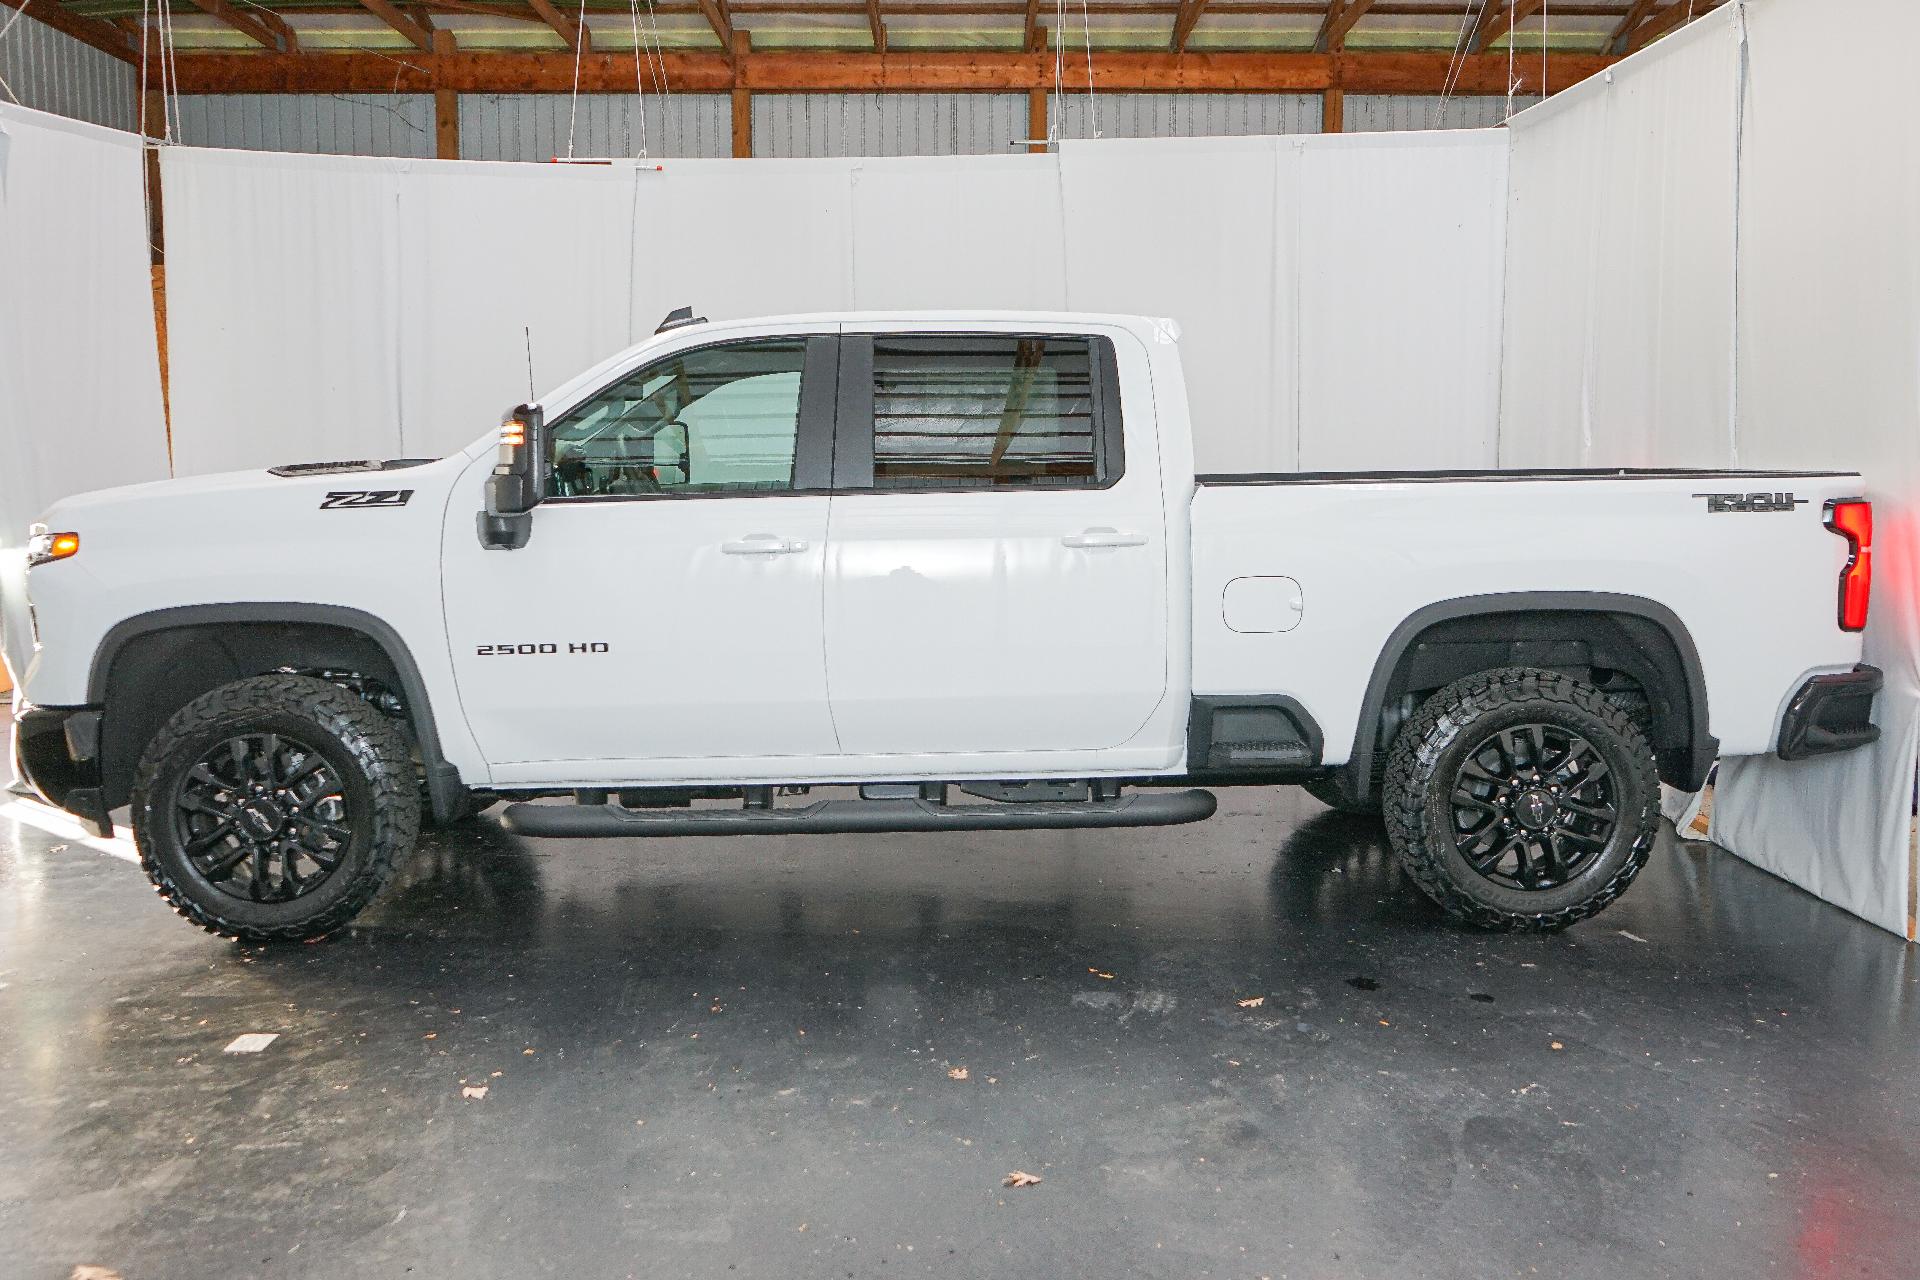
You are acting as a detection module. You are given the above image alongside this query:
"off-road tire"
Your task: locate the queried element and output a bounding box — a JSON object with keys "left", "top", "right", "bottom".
{"left": 131, "top": 674, "right": 421, "bottom": 942}
{"left": 1302, "top": 775, "right": 1381, "bottom": 818}
{"left": 1382, "top": 667, "right": 1659, "bottom": 932}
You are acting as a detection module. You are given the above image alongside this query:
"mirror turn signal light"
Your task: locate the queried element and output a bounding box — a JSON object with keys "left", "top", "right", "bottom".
{"left": 26, "top": 528, "right": 80, "bottom": 568}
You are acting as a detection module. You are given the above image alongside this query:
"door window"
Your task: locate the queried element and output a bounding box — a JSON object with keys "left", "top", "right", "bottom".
{"left": 864, "top": 335, "right": 1119, "bottom": 490}
{"left": 547, "top": 340, "right": 808, "bottom": 498}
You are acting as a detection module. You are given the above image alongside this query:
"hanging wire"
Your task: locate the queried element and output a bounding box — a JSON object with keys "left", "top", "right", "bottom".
{"left": 1434, "top": 0, "right": 1492, "bottom": 127}
{"left": 627, "top": 0, "right": 649, "bottom": 156}
{"left": 1079, "top": 0, "right": 1099, "bottom": 139}
{"left": 565, "top": 0, "right": 589, "bottom": 158}
{"left": 637, "top": 0, "right": 672, "bottom": 155}
{"left": 1049, "top": 0, "right": 1066, "bottom": 143}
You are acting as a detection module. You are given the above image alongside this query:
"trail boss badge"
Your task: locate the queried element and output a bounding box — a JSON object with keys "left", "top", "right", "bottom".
{"left": 1694, "top": 491, "right": 1807, "bottom": 513}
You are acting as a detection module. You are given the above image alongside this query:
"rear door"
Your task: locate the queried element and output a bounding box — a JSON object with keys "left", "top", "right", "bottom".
{"left": 822, "top": 325, "right": 1169, "bottom": 757}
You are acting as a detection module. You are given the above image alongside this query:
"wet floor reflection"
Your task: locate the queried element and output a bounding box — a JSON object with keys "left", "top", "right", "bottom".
{"left": 3, "top": 789, "right": 1918, "bottom": 1279}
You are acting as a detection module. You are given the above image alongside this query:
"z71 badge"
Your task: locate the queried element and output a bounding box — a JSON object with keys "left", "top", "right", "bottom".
{"left": 1693, "top": 491, "right": 1807, "bottom": 514}
{"left": 320, "top": 489, "right": 414, "bottom": 509}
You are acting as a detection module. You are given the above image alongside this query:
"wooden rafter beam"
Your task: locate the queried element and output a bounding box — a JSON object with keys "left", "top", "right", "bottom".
{"left": 184, "top": 0, "right": 299, "bottom": 52}
{"left": 865, "top": 0, "right": 886, "bottom": 50}
{"left": 0, "top": 0, "right": 136, "bottom": 63}
{"left": 1470, "top": 0, "right": 1544, "bottom": 54}
{"left": 1170, "top": 0, "right": 1209, "bottom": 52}
{"left": 1608, "top": 0, "right": 1659, "bottom": 51}
{"left": 1624, "top": 0, "right": 1723, "bottom": 54}
{"left": 1314, "top": 0, "right": 1373, "bottom": 53}
{"left": 354, "top": 0, "right": 434, "bottom": 49}
{"left": 525, "top": 0, "right": 588, "bottom": 50}
{"left": 1022, "top": 0, "right": 1042, "bottom": 50}
{"left": 156, "top": 48, "right": 1616, "bottom": 95}
{"left": 697, "top": 0, "right": 735, "bottom": 53}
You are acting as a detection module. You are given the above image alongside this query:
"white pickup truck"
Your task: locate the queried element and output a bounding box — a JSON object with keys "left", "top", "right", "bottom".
{"left": 11, "top": 311, "right": 1883, "bottom": 942}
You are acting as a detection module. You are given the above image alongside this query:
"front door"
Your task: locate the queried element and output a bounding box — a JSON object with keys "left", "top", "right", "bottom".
{"left": 442, "top": 330, "right": 842, "bottom": 780}
{"left": 822, "top": 326, "right": 1169, "bottom": 758}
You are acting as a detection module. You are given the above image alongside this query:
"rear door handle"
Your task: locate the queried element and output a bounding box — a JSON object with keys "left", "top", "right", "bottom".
{"left": 1062, "top": 527, "right": 1147, "bottom": 550}
{"left": 721, "top": 534, "right": 810, "bottom": 556}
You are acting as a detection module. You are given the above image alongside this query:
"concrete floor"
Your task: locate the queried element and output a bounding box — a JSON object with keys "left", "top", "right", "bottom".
{"left": 2, "top": 786, "right": 1916, "bottom": 1280}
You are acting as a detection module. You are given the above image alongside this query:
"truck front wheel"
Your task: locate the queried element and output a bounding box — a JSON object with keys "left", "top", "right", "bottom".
{"left": 130, "top": 674, "right": 421, "bottom": 942}
{"left": 1382, "top": 667, "right": 1659, "bottom": 931}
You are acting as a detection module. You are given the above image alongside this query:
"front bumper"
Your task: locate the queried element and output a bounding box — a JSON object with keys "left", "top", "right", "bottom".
{"left": 10, "top": 702, "right": 112, "bottom": 836}
{"left": 1777, "top": 665, "right": 1883, "bottom": 761}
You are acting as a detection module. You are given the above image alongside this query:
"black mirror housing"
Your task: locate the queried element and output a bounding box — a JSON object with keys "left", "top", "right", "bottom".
{"left": 480, "top": 402, "right": 543, "bottom": 550}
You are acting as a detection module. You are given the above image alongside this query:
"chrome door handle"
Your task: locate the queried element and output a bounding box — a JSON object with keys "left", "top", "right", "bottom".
{"left": 1061, "top": 527, "right": 1147, "bottom": 550}
{"left": 721, "top": 534, "right": 810, "bottom": 556}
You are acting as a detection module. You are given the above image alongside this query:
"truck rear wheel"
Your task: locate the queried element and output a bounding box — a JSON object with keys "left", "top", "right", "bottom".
{"left": 130, "top": 674, "right": 421, "bottom": 942}
{"left": 1382, "top": 667, "right": 1658, "bottom": 931}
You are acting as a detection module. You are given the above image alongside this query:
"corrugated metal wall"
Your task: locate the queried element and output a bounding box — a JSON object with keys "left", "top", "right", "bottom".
{"left": 1345, "top": 94, "right": 1541, "bottom": 133}
{"left": 144, "top": 90, "right": 1540, "bottom": 157}
{"left": 172, "top": 94, "right": 436, "bottom": 157}
{"left": 0, "top": 10, "right": 134, "bottom": 131}
{"left": 754, "top": 94, "right": 1027, "bottom": 159}
{"left": 461, "top": 94, "right": 732, "bottom": 162}
{"left": 1057, "top": 93, "right": 1322, "bottom": 141}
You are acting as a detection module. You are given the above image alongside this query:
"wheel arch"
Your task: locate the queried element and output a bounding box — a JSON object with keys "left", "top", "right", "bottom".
{"left": 88, "top": 604, "right": 464, "bottom": 819}
{"left": 1339, "top": 592, "right": 1714, "bottom": 804}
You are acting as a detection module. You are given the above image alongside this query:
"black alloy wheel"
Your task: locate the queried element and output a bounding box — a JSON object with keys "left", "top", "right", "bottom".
{"left": 132, "top": 674, "right": 421, "bottom": 941}
{"left": 1448, "top": 723, "right": 1617, "bottom": 892}
{"left": 173, "top": 731, "right": 353, "bottom": 905}
{"left": 1381, "top": 667, "right": 1660, "bottom": 932}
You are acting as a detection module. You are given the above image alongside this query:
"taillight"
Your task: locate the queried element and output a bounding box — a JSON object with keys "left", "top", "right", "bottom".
{"left": 1824, "top": 498, "right": 1872, "bottom": 631}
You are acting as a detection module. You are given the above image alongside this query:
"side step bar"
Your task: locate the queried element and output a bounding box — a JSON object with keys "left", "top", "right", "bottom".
{"left": 499, "top": 789, "right": 1217, "bottom": 839}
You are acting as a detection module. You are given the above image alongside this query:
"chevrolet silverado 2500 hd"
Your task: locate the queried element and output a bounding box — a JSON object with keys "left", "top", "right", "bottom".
{"left": 11, "top": 311, "right": 1883, "bottom": 940}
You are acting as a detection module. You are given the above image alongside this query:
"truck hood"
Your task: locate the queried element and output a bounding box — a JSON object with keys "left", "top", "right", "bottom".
{"left": 35, "top": 455, "right": 468, "bottom": 530}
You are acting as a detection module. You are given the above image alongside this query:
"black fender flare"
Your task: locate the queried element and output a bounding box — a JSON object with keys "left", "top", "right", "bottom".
{"left": 89, "top": 602, "right": 467, "bottom": 820}
{"left": 1342, "top": 591, "right": 1715, "bottom": 801}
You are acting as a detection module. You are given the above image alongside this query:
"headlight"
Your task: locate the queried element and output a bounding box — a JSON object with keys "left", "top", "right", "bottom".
{"left": 25, "top": 524, "right": 80, "bottom": 568}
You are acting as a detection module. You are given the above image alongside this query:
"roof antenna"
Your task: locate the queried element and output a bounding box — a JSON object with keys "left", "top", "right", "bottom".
{"left": 524, "top": 326, "right": 536, "bottom": 400}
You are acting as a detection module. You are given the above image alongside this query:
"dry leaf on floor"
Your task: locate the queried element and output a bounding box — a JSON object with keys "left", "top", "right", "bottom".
{"left": 1003, "top": 1171, "right": 1042, "bottom": 1188}
{"left": 461, "top": 1085, "right": 488, "bottom": 1100}
{"left": 70, "top": 1267, "right": 122, "bottom": 1280}
{"left": 947, "top": 1067, "right": 969, "bottom": 1080}
{"left": 1088, "top": 969, "right": 1115, "bottom": 980}
{"left": 1236, "top": 996, "right": 1265, "bottom": 1009}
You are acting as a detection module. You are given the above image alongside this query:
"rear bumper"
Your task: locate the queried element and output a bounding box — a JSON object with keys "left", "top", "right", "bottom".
{"left": 10, "top": 702, "right": 112, "bottom": 836}
{"left": 1777, "top": 665, "right": 1883, "bottom": 761}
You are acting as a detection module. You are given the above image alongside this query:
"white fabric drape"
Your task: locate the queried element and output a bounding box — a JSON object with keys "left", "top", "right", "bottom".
{"left": 0, "top": 103, "right": 170, "bottom": 687}
{"left": 1503, "top": 0, "right": 1920, "bottom": 938}
{"left": 162, "top": 132, "right": 1510, "bottom": 479}
{"left": 1501, "top": 8, "right": 1742, "bottom": 468}
{"left": 1708, "top": 0, "right": 1920, "bottom": 940}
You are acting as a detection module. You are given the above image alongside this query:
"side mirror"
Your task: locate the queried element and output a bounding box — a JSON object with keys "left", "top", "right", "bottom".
{"left": 478, "top": 402, "right": 543, "bottom": 550}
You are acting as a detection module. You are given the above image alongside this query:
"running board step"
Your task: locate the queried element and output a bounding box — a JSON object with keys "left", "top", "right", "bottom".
{"left": 499, "top": 790, "right": 1217, "bottom": 839}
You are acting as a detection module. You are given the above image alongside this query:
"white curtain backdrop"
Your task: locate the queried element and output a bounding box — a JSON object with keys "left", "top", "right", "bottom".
{"left": 1503, "top": 0, "right": 1920, "bottom": 938}
{"left": 161, "top": 131, "right": 1510, "bottom": 475}
{"left": 1708, "top": 0, "right": 1920, "bottom": 941}
{"left": 0, "top": 103, "right": 171, "bottom": 688}
{"left": 1501, "top": 7, "right": 1742, "bottom": 468}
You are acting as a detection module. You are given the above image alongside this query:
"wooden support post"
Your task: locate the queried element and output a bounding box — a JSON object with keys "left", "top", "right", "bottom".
{"left": 730, "top": 31, "right": 753, "bottom": 157}
{"left": 1028, "top": 88, "right": 1047, "bottom": 154}
{"left": 1321, "top": 87, "right": 1343, "bottom": 134}
{"left": 141, "top": 88, "right": 165, "bottom": 260}
{"left": 433, "top": 29, "right": 459, "bottom": 158}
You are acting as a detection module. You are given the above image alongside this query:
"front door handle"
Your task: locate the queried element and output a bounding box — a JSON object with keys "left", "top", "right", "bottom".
{"left": 721, "top": 534, "right": 810, "bottom": 556}
{"left": 1062, "top": 527, "right": 1147, "bottom": 550}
